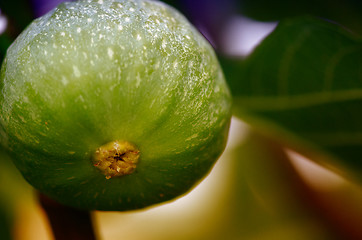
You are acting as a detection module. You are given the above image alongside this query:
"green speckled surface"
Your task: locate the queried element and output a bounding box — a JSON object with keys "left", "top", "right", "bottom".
{"left": 0, "top": 0, "right": 231, "bottom": 211}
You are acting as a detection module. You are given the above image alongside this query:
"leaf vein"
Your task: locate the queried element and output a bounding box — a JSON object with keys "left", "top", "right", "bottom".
{"left": 306, "top": 132, "right": 362, "bottom": 146}
{"left": 323, "top": 45, "right": 362, "bottom": 91}
{"left": 277, "top": 29, "right": 311, "bottom": 95}
{"left": 235, "top": 89, "right": 362, "bottom": 110}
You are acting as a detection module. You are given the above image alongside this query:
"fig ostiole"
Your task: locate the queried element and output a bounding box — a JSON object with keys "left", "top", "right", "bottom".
{"left": 93, "top": 140, "right": 140, "bottom": 179}
{"left": 0, "top": 0, "right": 231, "bottom": 211}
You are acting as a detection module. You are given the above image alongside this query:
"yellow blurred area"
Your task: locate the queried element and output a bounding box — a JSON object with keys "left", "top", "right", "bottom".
{"left": 13, "top": 199, "right": 53, "bottom": 240}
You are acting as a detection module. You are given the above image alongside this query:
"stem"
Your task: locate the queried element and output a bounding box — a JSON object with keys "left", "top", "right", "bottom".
{"left": 38, "top": 192, "right": 97, "bottom": 240}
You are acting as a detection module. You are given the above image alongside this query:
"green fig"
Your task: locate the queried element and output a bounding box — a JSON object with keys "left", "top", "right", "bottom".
{"left": 0, "top": 0, "right": 231, "bottom": 211}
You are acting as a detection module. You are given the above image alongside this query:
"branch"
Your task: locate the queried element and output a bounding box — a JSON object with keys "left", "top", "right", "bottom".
{"left": 38, "top": 192, "right": 97, "bottom": 240}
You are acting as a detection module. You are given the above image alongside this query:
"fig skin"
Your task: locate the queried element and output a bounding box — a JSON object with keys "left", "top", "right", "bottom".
{"left": 0, "top": 0, "right": 231, "bottom": 211}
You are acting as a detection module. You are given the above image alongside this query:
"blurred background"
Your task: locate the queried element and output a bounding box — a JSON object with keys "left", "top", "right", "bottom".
{"left": 1, "top": 0, "right": 362, "bottom": 239}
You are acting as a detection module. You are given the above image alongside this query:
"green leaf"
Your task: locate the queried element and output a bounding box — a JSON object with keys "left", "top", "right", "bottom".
{"left": 238, "top": 0, "right": 362, "bottom": 35}
{"left": 0, "top": 34, "right": 12, "bottom": 66}
{"left": 0, "top": 0, "right": 34, "bottom": 32}
{"left": 221, "top": 16, "right": 362, "bottom": 185}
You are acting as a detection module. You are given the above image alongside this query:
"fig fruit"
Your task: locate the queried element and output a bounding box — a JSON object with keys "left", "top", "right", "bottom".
{"left": 0, "top": 0, "right": 231, "bottom": 211}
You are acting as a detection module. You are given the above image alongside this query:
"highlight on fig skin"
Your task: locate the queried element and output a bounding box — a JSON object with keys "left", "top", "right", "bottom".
{"left": 93, "top": 140, "right": 140, "bottom": 179}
